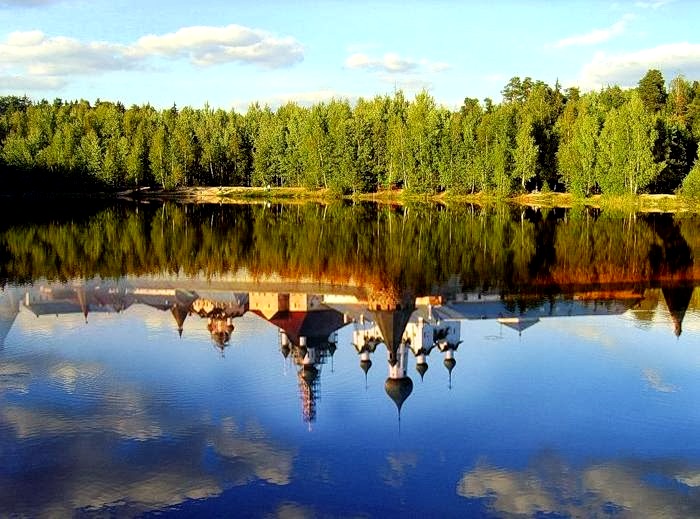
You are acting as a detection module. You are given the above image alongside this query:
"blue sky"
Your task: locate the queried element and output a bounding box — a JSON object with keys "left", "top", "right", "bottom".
{"left": 0, "top": 0, "right": 698, "bottom": 110}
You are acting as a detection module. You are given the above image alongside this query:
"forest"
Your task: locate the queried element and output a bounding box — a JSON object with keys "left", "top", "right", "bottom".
{"left": 2, "top": 69, "right": 700, "bottom": 199}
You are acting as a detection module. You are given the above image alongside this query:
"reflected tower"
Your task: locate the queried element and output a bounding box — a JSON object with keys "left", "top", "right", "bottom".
{"left": 367, "top": 290, "right": 416, "bottom": 417}
{"left": 250, "top": 292, "right": 346, "bottom": 426}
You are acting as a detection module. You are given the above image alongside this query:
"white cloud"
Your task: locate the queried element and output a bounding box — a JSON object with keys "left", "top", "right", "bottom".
{"left": 578, "top": 42, "right": 700, "bottom": 90}
{"left": 6, "top": 29, "right": 44, "bottom": 46}
{"left": 553, "top": 14, "right": 634, "bottom": 48}
{"left": 346, "top": 51, "right": 448, "bottom": 75}
{"left": 346, "top": 52, "right": 418, "bottom": 73}
{"left": 0, "top": 24, "right": 304, "bottom": 92}
{"left": 0, "top": 31, "right": 135, "bottom": 78}
{"left": 132, "top": 24, "right": 303, "bottom": 68}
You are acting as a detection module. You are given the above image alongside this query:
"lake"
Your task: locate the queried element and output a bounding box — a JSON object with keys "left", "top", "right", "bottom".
{"left": 1, "top": 201, "right": 700, "bottom": 518}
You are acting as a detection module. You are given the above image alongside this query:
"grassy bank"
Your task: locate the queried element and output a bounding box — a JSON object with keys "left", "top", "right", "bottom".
{"left": 115, "top": 186, "right": 700, "bottom": 212}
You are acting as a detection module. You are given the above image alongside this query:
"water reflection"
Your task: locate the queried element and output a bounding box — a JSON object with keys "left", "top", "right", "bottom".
{"left": 1, "top": 202, "right": 700, "bottom": 516}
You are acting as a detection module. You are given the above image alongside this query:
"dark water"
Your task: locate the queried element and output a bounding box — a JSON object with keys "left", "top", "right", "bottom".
{"left": 1, "top": 201, "right": 700, "bottom": 518}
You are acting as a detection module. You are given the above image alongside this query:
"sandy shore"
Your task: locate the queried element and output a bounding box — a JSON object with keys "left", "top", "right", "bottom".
{"left": 115, "top": 186, "right": 699, "bottom": 212}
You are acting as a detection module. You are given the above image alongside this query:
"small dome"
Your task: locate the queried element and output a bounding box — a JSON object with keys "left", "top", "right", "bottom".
{"left": 385, "top": 377, "right": 413, "bottom": 412}
{"left": 210, "top": 330, "right": 231, "bottom": 347}
{"left": 360, "top": 358, "right": 372, "bottom": 374}
{"left": 444, "top": 357, "right": 456, "bottom": 373}
{"left": 416, "top": 362, "right": 428, "bottom": 380}
{"left": 280, "top": 343, "right": 291, "bottom": 358}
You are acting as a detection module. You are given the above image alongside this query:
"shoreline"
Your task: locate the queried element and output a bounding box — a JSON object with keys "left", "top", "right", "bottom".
{"left": 123, "top": 186, "right": 699, "bottom": 213}
{"left": 2, "top": 186, "right": 698, "bottom": 212}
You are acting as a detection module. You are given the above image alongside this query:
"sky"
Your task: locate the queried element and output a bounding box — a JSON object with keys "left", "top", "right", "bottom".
{"left": 0, "top": 0, "right": 699, "bottom": 111}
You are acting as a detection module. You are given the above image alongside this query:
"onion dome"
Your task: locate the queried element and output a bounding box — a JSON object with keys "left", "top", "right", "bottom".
{"left": 327, "top": 342, "right": 338, "bottom": 357}
{"left": 444, "top": 357, "right": 456, "bottom": 389}
{"left": 360, "top": 358, "right": 372, "bottom": 374}
{"left": 416, "top": 362, "right": 429, "bottom": 381}
{"left": 384, "top": 376, "right": 413, "bottom": 413}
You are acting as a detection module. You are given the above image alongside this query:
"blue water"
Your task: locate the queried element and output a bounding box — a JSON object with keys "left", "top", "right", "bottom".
{"left": 2, "top": 280, "right": 700, "bottom": 518}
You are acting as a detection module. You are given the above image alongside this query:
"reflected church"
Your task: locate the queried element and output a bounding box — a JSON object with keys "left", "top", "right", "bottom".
{"left": 2, "top": 275, "right": 699, "bottom": 426}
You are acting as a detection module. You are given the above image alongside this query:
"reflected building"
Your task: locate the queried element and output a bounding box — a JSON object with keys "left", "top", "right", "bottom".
{"left": 365, "top": 294, "right": 462, "bottom": 415}
{"left": 7, "top": 276, "right": 700, "bottom": 429}
{"left": 18, "top": 279, "right": 248, "bottom": 351}
{"left": 405, "top": 306, "right": 460, "bottom": 384}
{"left": 190, "top": 294, "right": 248, "bottom": 353}
{"left": 249, "top": 291, "right": 346, "bottom": 425}
{"left": 23, "top": 282, "right": 133, "bottom": 321}
{"left": 353, "top": 301, "right": 461, "bottom": 390}
{"left": 439, "top": 292, "right": 639, "bottom": 336}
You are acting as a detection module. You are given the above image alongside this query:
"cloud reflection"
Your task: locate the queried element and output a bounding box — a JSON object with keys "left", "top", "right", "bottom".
{"left": 642, "top": 368, "right": 678, "bottom": 393}
{"left": 0, "top": 357, "right": 295, "bottom": 516}
{"left": 457, "top": 455, "right": 700, "bottom": 518}
{"left": 381, "top": 452, "right": 419, "bottom": 489}
{"left": 49, "top": 361, "right": 103, "bottom": 393}
{"left": 0, "top": 361, "right": 30, "bottom": 393}
{"left": 269, "top": 502, "right": 317, "bottom": 519}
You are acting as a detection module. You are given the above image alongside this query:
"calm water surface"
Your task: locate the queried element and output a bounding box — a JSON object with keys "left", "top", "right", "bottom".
{"left": 1, "top": 202, "right": 700, "bottom": 518}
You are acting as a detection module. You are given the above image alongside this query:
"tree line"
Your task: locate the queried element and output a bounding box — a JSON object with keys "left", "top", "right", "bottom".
{"left": 2, "top": 69, "right": 700, "bottom": 197}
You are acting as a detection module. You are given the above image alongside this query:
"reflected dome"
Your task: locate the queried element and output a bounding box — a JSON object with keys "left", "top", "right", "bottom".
{"left": 360, "top": 358, "right": 372, "bottom": 374}
{"left": 385, "top": 376, "right": 413, "bottom": 412}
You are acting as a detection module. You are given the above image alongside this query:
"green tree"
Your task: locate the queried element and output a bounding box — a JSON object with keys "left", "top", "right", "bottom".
{"left": 513, "top": 116, "right": 538, "bottom": 191}
{"left": 557, "top": 99, "right": 599, "bottom": 197}
{"left": 597, "top": 93, "right": 663, "bottom": 194}
{"left": 149, "top": 120, "right": 170, "bottom": 188}
{"left": 386, "top": 91, "right": 410, "bottom": 189}
{"left": 638, "top": 69, "right": 667, "bottom": 113}
{"left": 80, "top": 129, "right": 103, "bottom": 181}
{"left": 477, "top": 104, "right": 515, "bottom": 196}
{"left": 681, "top": 150, "right": 700, "bottom": 200}
{"left": 405, "top": 90, "right": 440, "bottom": 193}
